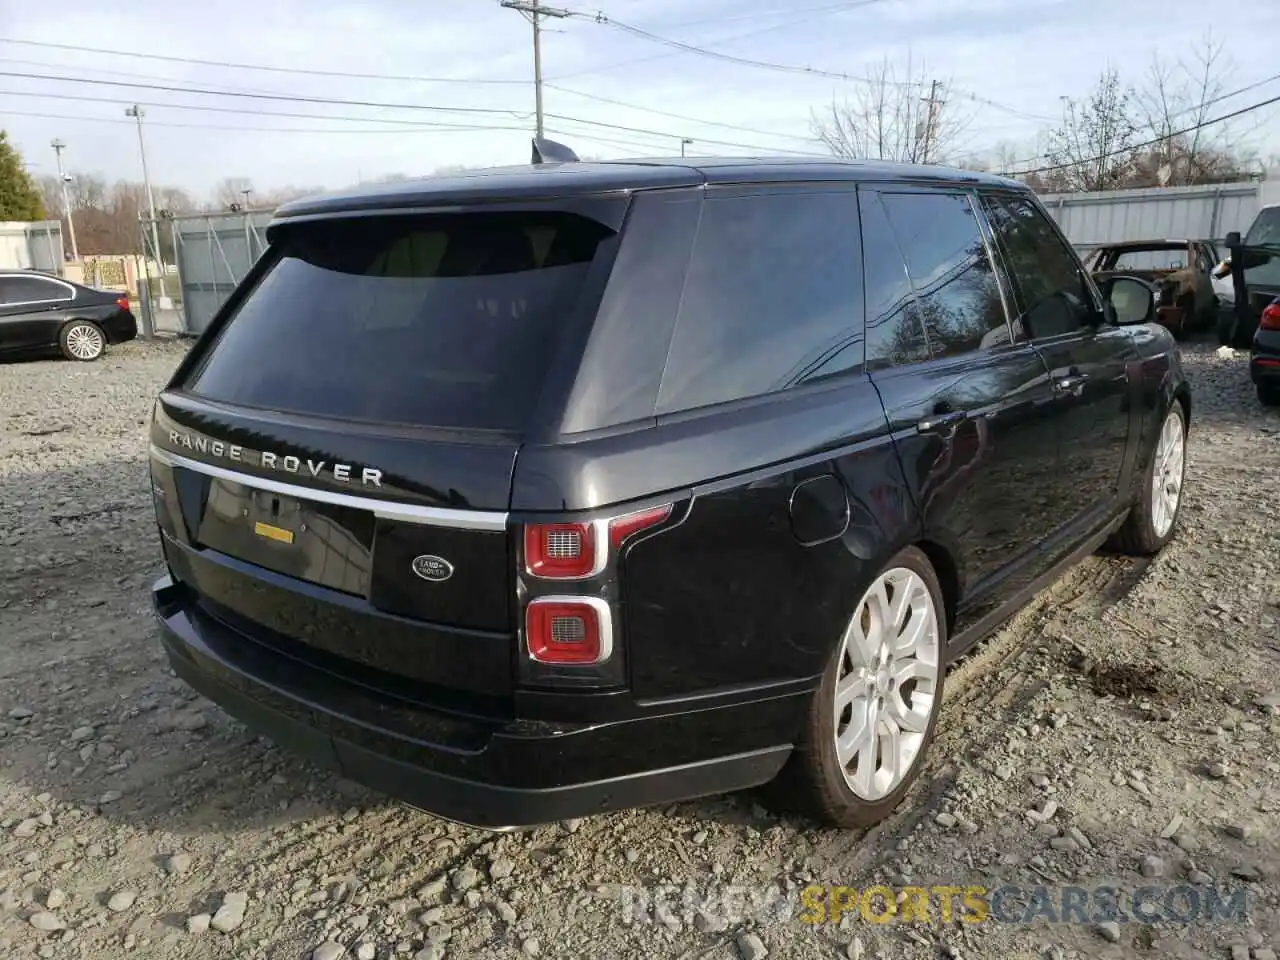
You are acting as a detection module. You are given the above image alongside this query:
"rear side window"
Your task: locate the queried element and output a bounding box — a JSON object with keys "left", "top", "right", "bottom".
{"left": 186, "top": 212, "right": 612, "bottom": 432}
{"left": 878, "top": 191, "right": 1011, "bottom": 356}
{"left": 655, "top": 188, "right": 863, "bottom": 415}
{"left": 1245, "top": 207, "right": 1280, "bottom": 247}
{"left": 0, "top": 275, "right": 71, "bottom": 305}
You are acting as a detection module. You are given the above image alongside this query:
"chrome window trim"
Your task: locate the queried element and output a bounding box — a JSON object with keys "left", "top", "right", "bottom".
{"left": 149, "top": 444, "right": 509, "bottom": 532}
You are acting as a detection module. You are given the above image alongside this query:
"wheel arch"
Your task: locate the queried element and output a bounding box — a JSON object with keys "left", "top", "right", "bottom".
{"left": 914, "top": 538, "right": 959, "bottom": 639}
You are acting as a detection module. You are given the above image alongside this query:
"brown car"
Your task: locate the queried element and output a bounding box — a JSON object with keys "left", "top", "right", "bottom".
{"left": 1085, "top": 239, "right": 1219, "bottom": 338}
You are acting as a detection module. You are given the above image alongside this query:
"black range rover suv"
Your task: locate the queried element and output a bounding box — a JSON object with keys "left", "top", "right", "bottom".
{"left": 149, "top": 145, "right": 1190, "bottom": 829}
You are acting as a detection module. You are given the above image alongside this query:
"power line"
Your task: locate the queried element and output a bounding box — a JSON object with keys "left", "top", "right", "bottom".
{"left": 0, "top": 89, "right": 525, "bottom": 131}
{"left": 0, "top": 69, "right": 530, "bottom": 118}
{"left": 1, "top": 84, "right": 824, "bottom": 156}
{"left": 1004, "top": 91, "right": 1280, "bottom": 177}
{"left": 0, "top": 107, "right": 529, "bottom": 136}
{"left": 543, "top": 82, "right": 819, "bottom": 144}
{"left": 0, "top": 36, "right": 528, "bottom": 85}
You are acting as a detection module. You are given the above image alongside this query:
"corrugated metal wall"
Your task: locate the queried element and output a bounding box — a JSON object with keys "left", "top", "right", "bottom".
{"left": 0, "top": 221, "right": 64, "bottom": 274}
{"left": 1037, "top": 182, "right": 1272, "bottom": 252}
{"left": 169, "top": 211, "right": 273, "bottom": 334}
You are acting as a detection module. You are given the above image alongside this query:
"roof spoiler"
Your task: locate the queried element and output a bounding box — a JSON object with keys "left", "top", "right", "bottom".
{"left": 531, "top": 136, "right": 579, "bottom": 165}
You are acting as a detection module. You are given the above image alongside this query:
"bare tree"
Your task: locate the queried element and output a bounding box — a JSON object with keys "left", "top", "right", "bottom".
{"left": 811, "top": 56, "right": 970, "bottom": 164}
{"left": 1132, "top": 36, "right": 1257, "bottom": 186}
{"left": 213, "top": 176, "right": 255, "bottom": 210}
{"left": 1044, "top": 69, "right": 1140, "bottom": 192}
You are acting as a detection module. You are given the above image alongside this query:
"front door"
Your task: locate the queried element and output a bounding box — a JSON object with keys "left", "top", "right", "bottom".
{"left": 977, "top": 191, "right": 1137, "bottom": 550}
{"left": 0, "top": 274, "right": 73, "bottom": 354}
{"left": 860, "top": 186, "right": 1062, "bottom": 634}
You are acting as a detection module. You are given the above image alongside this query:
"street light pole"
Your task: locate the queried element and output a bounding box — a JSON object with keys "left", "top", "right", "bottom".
{"left": 49, "top": 139, "right": 78, "bottom": 261}
{"left": 681, "top": 138, "right": 693, "bottom": 158}
{"left": 125, "top": 105, "right": 162, "bottom": 270}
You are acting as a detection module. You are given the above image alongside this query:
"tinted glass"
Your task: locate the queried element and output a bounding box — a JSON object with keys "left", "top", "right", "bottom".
{"left": 860, "top": 192, "right": 929, "bottom": 369}
{"left": 879, "top": 191, "right": 1010, "bottom": 357}
{"left": 187, "top": 212, "right": 612, "bottom": 432}
{"left": 1244, "top": 206, "right": 1280, "bottom": 247}
{"left": 656, "top": 188, "right": 863, "bottom": 414}
{"left": 0, "top": 276, "right": 69, "bottom": 304}
{"left": 982, "top": 194, "right": 1094, "bottom": 340}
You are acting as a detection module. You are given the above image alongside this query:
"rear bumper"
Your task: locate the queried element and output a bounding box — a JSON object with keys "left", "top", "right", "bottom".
{"left": 1251, "top": 330, "right": 1280, "bottom": 384}
{"left": 153, "top": 575, "right": 799, "bottom": 828}
{"left": 103, "top": 309, "right": 137, "bottom": 344}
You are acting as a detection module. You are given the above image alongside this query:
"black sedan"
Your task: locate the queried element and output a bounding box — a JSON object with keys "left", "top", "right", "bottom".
{"left": 1252, "top": 297, "right": 1280, "bottom": 406}
{"left": 0, "top": 270, "right": 137, "bottom": 362}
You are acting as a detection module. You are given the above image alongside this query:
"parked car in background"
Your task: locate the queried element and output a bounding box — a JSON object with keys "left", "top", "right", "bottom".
{"left": 148, "top": 144, "right": 1191, "bottom": 830}
{"left": 1251, "top": 297, "right": 1280, "bottom": 406}
{"left": 0, "top": 270, "right": 137, "bottom": 362}
{"left": 1084, "top": 239, "right": 1219, "bottom": 338}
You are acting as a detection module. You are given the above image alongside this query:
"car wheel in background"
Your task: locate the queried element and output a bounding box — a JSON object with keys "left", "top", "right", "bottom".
{"left": 770, "top": 546, "right": 946, "bottom": 828}
{"left": 60, "top": 321, "right": 106, "bottom": 362}
{"left": 1109, "top": 403, "right": 1187, "bottom": 555}
{"left": 1259, "top": 382, "right": 1280, "bottom": 407}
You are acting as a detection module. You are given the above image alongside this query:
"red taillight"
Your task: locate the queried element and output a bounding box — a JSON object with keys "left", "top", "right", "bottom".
{"left": 525, "top": 597, "right": 610, "bottom": 664}
{"left": 115, "top": 296, "right": 130, "bottom": 311}
{"left": 1261, "top": 303, "right": 1280, "bottom": 331}
{"left": 524, "top": 522, "right": 599, "bottom": 579}
{"left": 608, "top": 504, "right": 673, "bottom": 549}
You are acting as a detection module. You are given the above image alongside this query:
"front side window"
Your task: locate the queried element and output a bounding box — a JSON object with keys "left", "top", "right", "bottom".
{"left": 981, "top": 194, "right": 1096, "bottom": 340}
{"left": 656, "top": 188, "right": 864, "bottom": 414}
{"left": 878, "top": 191, "right": 1011, "bottom": 357}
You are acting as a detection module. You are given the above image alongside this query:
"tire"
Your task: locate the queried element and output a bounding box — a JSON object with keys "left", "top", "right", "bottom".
{"left": 1109, "top": 403, "right": 1186, "bottom": 556}
{"left": 59, "top": 320, "right": 106, "bottom": 362}
{"left": 766, "top": 546, "right": 947, "bottom": 828}
{"left": 1259, "top": 382, "right": 1280, "bottom": 407}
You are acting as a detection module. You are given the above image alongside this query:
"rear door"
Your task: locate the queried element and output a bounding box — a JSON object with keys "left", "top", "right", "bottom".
{"left": 860, "top": 185, "right": 1062, "bottom": 633}
{"left": 151, "top": 206, "right": 621, "bottom": 699}
{"left": 978, "top": 191, "right": 1137, "bottom": 546}
{"left": 0, "top": 274, "right": 74, "bottom": 353}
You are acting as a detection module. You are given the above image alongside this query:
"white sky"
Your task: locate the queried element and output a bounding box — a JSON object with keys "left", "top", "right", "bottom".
{"left": 3, "top": 0, "right": 1279, "bottom": 199}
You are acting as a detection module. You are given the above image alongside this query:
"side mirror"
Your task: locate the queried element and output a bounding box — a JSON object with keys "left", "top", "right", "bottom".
{"left": 1102, "top": 276, "right": 1155, "bottom": 326}
{"left": 1225, "top": 231, "right": 1242, "bottom": 248}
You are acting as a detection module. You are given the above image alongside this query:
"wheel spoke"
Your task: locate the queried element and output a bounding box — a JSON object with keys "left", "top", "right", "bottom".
{"left": 879, "top": 717, "right": 902, "bottom": 783}
{"left": 843, "top": 609, "right": 878, "bottom": 668}
{"left": 885, "top": 687, "right": 930, "bottom": 732}
{"left": 836, "top": 710, "right": 869, "bottom": 767}
{"left": 891, "top": 604, "right": 929, "bottom": 657}
{"left": 834, "top": 672, "right": 862, "bottom": 712}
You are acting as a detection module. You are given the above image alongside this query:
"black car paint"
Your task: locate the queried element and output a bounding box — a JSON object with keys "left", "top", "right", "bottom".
{"left": 0, "top": 271, "right": 136, "bottom": 357}
{"left": 148, "top": 158, "right": 1189, "bottom": 828}
{"left": 1251, "top": 297, "right": 1280, "bottom": 394}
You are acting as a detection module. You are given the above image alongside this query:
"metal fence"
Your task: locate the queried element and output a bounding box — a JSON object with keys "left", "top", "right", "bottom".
{"left": 0, "top": 220, "right": 64, "bottom": 274}
{"left": 140, "top": 210, "right": 274, "bottom": 336}
{"left": 1038, "top": 181, "right": 1280, "bottom": 253}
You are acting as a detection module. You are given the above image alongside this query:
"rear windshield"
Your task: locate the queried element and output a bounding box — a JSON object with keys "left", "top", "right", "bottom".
{"left": 186, "top": 211, "right": 613, "bottom": 431}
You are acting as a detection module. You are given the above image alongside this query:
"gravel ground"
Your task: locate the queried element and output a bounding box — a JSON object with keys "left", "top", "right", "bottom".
{"left": 0, "top": 336, "right": 1277, "bottom": 960}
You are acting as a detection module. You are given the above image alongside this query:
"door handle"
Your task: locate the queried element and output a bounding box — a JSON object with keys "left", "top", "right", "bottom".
{"left": 1055, "top": 373, "right": 1089, "bottom": 396}
{"left": 916, "top": 410, "right": 969, "bottom": 434}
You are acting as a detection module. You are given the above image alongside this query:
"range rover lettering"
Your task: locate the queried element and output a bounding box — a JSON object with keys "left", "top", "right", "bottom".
{"left": 148, "top": 142, "right": 1190, "bottom": 829}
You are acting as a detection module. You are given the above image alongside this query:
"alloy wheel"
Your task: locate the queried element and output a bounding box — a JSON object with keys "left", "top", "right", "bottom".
{"left": 833, "top": 567, "right": 941, "bottom": 801}
{"left": 65, "top": 324, "right": 104, "bottom": 361}
{"left": 1151, "top": 407, "right": 1185, "bottom": 539}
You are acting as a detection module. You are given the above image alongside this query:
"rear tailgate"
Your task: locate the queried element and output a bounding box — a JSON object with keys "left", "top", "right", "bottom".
{"left": 151, "top": 205, "right": 622, "bottom": 702}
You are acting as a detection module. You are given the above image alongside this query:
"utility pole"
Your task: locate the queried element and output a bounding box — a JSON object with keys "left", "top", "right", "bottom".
{"left": 500, "top": 0, "right": 572, "bottom": 138}
{"left": 919, "top": 79, "right": 944, "bottom": 165}
{"left": 49, "top": 139, "right": 78, "bottom": 261}
{"left": 125, "top": 105, "right": 163, "bottom": 270}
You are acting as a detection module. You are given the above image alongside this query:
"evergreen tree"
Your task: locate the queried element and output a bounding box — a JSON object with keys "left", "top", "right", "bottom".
{"left": 0, "top": 131, "right": 46, "bottom": 221}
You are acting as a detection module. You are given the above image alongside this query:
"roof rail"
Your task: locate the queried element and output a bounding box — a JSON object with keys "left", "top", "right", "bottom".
{"left": 531, "top": 136, "right": 579, "bottom": 165}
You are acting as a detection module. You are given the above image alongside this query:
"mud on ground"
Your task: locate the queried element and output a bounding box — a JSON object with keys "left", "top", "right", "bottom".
{"left": 0, "top": 337, "right": 1276, "bottom": 960}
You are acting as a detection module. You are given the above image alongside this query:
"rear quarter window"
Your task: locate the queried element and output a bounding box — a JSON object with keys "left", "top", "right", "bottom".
{"left": 655, "top": 186, "right": 864, "bottom": 415}
{"left": 185, "top": 212, "right": 613, "bottom": 432}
